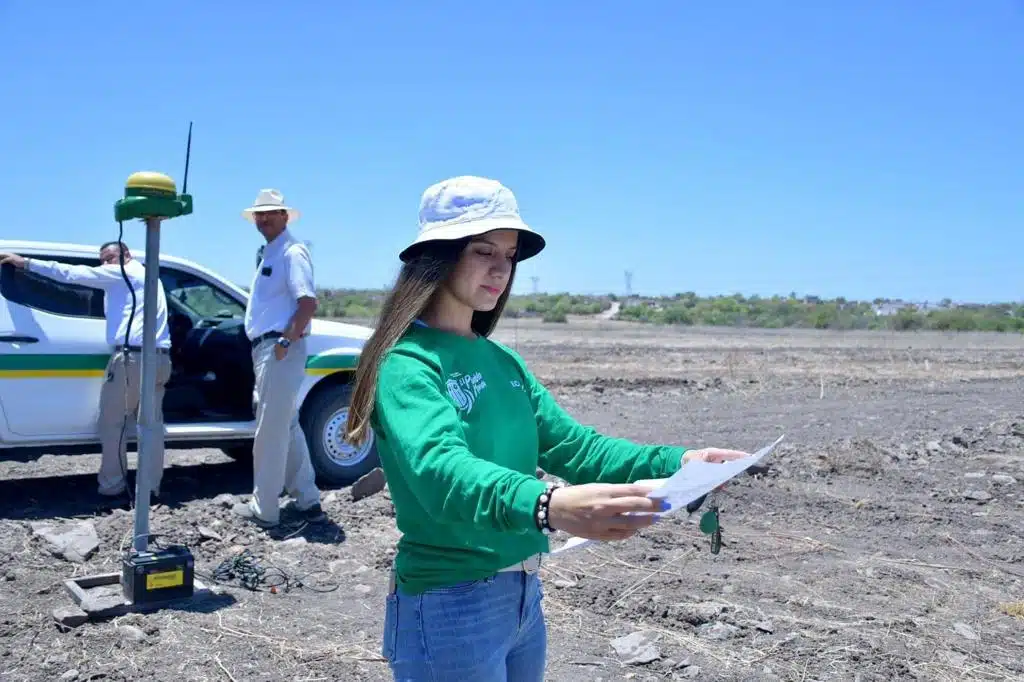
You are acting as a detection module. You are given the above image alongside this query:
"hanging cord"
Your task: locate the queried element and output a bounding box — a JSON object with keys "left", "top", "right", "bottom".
{"left": 115, "top": 221, "right": 138, "bottom": 508}
{"left": 195, "top": 549, "right": 340, "bottom": 594}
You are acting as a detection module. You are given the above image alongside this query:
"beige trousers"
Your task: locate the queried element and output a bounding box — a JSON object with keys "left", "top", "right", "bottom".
{"left": 98, "top": 351, "right": 172, "bottom": 496}
{"left": 250, "top": 337, "right": 320, "bottom": 524}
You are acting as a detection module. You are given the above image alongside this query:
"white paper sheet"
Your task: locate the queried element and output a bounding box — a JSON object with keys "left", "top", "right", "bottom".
{"left": 549, "top": 435, "right": 784, "bottom": 555}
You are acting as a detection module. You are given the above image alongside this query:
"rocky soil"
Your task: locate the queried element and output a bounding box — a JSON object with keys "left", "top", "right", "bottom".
{"left": 1, "top": 320, "right": 1022, "bottom": 681}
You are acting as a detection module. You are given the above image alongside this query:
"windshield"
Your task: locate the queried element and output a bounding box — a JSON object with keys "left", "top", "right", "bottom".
{"left": 160, "top": 268, "right": 246, "bottom": 320}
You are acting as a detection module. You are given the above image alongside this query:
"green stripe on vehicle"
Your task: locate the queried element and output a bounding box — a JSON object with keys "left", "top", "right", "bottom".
{"left": 0, "top": 352, "right": 358, "bottom": 378}
{"left": 0, "top": 353, "right": 110, "bottom": 371}
{"left": 305, "top": 354, "right": 359, "bottom": 374}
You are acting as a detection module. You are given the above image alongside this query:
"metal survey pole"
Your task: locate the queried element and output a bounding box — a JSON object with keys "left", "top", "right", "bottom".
{"left": 131, "top": 217, "right": 163, "bottom": 552}
{"left": 114, "top": 171, "right": 193, "bottom": 554}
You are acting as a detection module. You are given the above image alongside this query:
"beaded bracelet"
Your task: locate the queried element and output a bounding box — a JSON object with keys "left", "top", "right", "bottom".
{"left": 534, "top": 481, "right": 566, "bottom": 534}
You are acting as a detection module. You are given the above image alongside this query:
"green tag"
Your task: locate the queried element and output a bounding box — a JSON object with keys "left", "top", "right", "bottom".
{"left": 699, "top": 510, "right": 719, "bottom": 535}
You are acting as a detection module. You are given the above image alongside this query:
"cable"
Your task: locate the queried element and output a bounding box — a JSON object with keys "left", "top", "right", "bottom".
{"left": 195, "top": 549, "right": 340, "bottom": 594}
{"left": 119, "top": 529, "right": 174, "bottom": 558}
{"left": 115, "top": 220, "right": 138, "bottom": 509}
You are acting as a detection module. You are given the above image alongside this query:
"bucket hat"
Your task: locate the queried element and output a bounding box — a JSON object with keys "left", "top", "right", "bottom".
{"left": 400, "top": 176, "right": 545, "bottom": 262}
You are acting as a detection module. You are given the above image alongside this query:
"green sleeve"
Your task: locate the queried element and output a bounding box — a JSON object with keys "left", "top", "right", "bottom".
{"left": 508, "top": 349, "right": 686, "bottom": 484}
{"left": 373, "top": 350, "right": 549, "bottom": 534}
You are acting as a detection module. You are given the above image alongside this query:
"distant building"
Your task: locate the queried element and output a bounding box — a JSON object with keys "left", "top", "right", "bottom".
{"left": 872, "top": 300, "right": 945, "bottom": 315}
{"left": 873, "top": 301, "right": 909, "bottom": 316}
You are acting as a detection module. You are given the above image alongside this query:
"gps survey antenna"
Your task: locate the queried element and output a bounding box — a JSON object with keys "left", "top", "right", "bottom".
{"left": 57, "top": 126, "right": 207, "bottom": 620}
{"left": 113, "top": 124, "right": 194, "bottom": 553}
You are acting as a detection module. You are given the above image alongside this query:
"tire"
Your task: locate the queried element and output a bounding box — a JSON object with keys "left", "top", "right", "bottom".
{"left": 300, "top": 382, "right": 379, "bottom": 486}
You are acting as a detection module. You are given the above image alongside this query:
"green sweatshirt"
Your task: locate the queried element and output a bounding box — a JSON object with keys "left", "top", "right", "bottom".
{"left": 371, "top": 324, "right": 686, "bottom": 595}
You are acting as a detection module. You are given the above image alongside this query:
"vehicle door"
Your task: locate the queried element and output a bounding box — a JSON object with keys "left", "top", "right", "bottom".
{"left": 157, "top": 264, "right": 252, "bottom": 423}
{"left": 0, "top": 255, "right": 109, "bottom": 439}
{"left": 0, "top": 295, "right": 16, "bottom": 440}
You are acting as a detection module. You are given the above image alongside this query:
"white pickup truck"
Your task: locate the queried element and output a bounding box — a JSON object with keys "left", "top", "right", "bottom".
{"left": 0, "top": 239, "right": 378, "bottom": 486}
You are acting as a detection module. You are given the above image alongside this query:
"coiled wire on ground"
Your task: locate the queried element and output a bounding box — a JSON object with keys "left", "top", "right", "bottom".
{"left": 200, "top": 549, "right": 339, "bottom": 594}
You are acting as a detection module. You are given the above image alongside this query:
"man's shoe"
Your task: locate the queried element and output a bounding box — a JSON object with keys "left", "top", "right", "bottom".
{"left": 98, "top": 486, "right": 127, "bottom": 498}
{"left": 295, "top": 503, "right": 327, "bottom": 523}
{"left": 231, "top": 501, "right": 278, "bottom": 528}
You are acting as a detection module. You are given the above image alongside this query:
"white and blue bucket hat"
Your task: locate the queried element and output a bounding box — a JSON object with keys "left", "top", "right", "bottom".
{"left": 400, "top": 176, "right": 546, "bottom": 263}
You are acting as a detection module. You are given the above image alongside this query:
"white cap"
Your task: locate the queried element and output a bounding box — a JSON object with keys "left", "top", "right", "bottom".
{"left": 399, "top": 175, "right": 545, "bottom": 262}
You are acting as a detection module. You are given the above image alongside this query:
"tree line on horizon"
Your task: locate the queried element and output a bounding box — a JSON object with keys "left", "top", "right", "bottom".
{"left": 307, "top": 289, "right": 1024, "bottom": 332}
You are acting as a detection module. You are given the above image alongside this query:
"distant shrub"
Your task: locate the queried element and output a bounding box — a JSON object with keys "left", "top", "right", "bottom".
{"left": 310, "top": 288, "right": 1024, "bottom": 333}
{"left": 542, "top": 309, "right": 568, "bottom": 323}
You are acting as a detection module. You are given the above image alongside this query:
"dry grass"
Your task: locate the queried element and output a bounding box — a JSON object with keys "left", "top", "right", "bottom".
{"left": 998, "top": 601, "right": 1024, "bottom": 619}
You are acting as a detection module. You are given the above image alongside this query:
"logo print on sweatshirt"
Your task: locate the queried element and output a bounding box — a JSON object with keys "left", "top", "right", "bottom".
{"left": 446, "top": 372, "right": 487, "bottom": 412}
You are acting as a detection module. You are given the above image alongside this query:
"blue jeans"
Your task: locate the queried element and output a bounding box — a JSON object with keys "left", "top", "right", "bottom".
{"left": 383, "top": 570, "right": 547, "bottom": 681}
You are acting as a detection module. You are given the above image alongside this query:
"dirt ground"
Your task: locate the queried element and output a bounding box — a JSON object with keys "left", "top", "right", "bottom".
{"left": 2, "top": 318, "right": 1023, "bottom": 681}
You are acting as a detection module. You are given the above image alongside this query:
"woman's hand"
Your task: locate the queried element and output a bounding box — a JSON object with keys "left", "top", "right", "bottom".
{"left": 683, "top": 447, "right": 750, "bottom": 464}
{"left": 682, "top": 448, "right": 751, "bottom": 493}
{"left": 546, "top": 483, "right": 665, "bottom": 542}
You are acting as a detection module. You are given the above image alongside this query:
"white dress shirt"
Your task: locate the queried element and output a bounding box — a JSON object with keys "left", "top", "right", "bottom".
{"left": 26, "top": 257, "right": 171, "bottom": 349}
{"left": 244, "top": 230, "right": 316, "bottom": 341}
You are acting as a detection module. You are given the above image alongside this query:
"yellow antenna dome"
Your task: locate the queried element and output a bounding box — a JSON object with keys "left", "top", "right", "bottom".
{"left": 125, "top": 172, "right": 176, "bottom": 195}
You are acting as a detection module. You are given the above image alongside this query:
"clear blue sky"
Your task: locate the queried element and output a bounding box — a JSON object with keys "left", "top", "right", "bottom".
{"left": 1, "top": 1, "right": 1021, "bottom": 303}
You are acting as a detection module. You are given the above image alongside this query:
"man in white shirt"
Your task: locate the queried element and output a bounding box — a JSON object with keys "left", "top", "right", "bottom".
{"left": 0, "top": 242, "right": 172, "bottom": 500}
{"left": 233, "top": 189, "right": 324, "bottom": 528}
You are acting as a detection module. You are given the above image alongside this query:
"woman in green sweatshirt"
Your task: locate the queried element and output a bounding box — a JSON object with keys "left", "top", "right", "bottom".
{"left": 344, "top": 175, "right": 750, "bottom": 682}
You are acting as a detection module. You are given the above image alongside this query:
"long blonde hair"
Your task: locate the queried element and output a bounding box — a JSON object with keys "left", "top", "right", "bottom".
{"left": 344, "top": 238, "right": 517, "bottom": 445}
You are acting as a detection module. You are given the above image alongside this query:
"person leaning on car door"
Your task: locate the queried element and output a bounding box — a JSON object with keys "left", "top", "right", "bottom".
{"left": 0, "top": 243, "right": 172, "bottom": 502}
{"left": 232, "top": 189, "right": 326, "bottom": 528}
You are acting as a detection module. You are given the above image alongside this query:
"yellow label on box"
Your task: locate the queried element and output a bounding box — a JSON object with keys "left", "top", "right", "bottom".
{"left": 146, "top": 569, "right": 184, "bottom": 590}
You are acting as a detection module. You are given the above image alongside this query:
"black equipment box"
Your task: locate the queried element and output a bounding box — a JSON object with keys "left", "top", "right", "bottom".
{"left": 121, "top": 545, "right": 195, "bottom": 605}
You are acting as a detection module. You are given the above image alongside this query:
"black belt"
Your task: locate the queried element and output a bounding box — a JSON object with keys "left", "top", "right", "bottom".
{"left": 250, "top": 331, "right": 283, "bottom": 349}
{"left": 115, "top": 345, "right": 170, "bottom": 355}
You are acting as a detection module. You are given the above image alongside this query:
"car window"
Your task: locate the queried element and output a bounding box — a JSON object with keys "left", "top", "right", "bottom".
{"left": 160, "top": 267, "right": 246, "bottom": 320}
{"left": 0, "top": 257, "right": 105, "bottom": 319}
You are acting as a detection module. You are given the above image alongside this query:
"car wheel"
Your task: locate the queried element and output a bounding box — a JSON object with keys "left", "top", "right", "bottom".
{"left": 301, "top": 382, "right": 379, "bottom": 486}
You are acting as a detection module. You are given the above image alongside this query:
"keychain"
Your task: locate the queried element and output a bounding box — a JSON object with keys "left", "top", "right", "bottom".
{"left": 690, "top": 491, "right": 723, "bottom": 555}
{"left": 699, "top": 501, "right": 722, "bottom": 554}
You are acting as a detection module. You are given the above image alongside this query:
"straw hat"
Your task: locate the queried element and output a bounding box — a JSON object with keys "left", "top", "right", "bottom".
{"left": 242, "top": 188, "right": 300, "bottom": 223}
